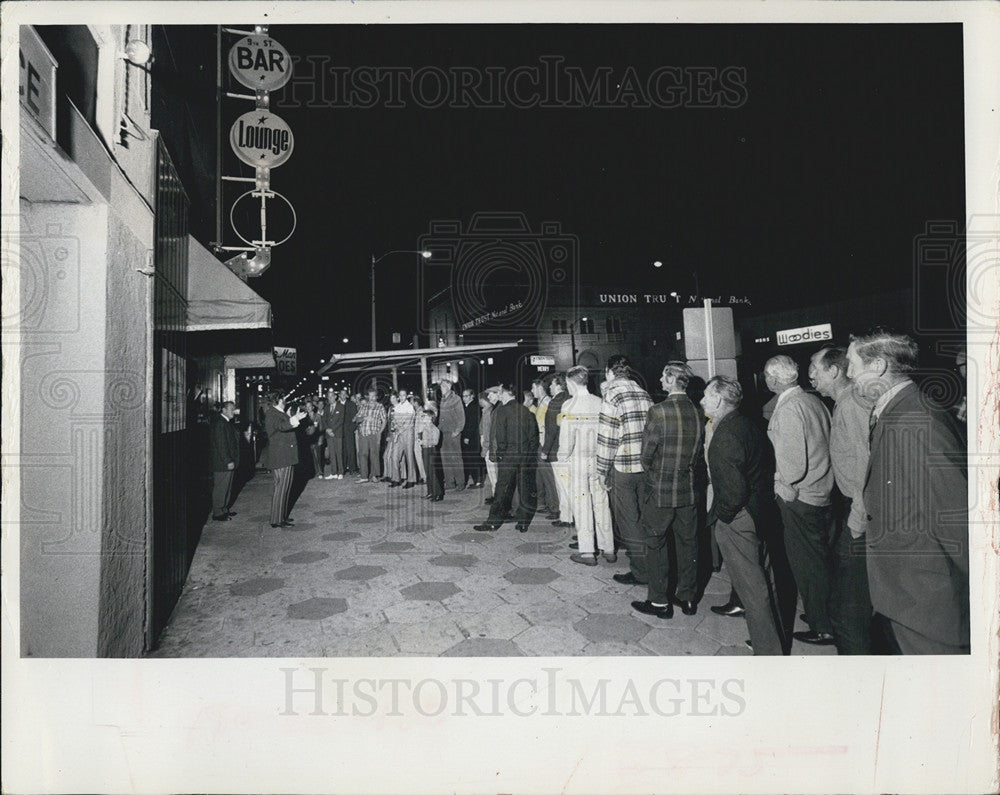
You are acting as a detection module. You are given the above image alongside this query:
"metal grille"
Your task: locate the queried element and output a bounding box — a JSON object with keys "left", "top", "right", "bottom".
{"left": 148, "top": 137, "right": 190, "bottom": 649}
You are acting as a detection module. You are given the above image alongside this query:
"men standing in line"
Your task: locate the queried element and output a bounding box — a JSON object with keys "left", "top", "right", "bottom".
{"left": 561, "top": 366, "right": 616, "bottom": 565}
{"left": 438, "top": 379, "right": 466, "bottom": 492}
{"left": 209, "top": 401, "right": 241, "bottom": 521}
{"left": 701, "top": 376, "right": 785, "bottom": 654}
{"left": 261, "top": 392, "right": 305, "bottom": 528}
{"left": 764, "top": 354, "right": 836, "bottom": 646}
{"left": 355, "top": 388, "right": 387, "bottom": 483}
{"left": 474, "top": 383, "right": 539, "bottom": 533}
{"left": 323, "top": 388, "right": 345, "bottom": 479}
{"left": 544, "top": 374, "right": 573, "bottom": 528}
{"left": 342, "top": 388, "right": 359, "bottom": 474}
{"left": 808, "top": 346, "right": 874, "bottom": 654}
{"left": 532, "top": 378, "right": 560, "bottom": 519}
{"left": 478, "top": 390, "right": 497, "bottom": 501}
{"left": 461, "top": 387, "right": 483, "bottom": 488}
{"left": 632, "top": 362, "right": 704, "bottom": 618}
{"left": 596, "top": 355, "right": 654, "bottom": 587}
{"left": 848, "top": 331, "right": 969, "bottom": 654}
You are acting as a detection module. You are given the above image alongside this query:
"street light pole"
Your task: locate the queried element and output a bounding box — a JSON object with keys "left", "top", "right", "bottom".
{"left": 370, "top": 249, "right": 432, "bottom": 352}
{"left": 570, "top": 321, "right": 577, "bottom": 366}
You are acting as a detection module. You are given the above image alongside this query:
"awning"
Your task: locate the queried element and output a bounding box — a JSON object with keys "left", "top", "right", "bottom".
{"left": 225, "top": 352, "right": 276, "bottom": 370}
{"left": 186, "top": 236, "right": 272, "bottom": 332}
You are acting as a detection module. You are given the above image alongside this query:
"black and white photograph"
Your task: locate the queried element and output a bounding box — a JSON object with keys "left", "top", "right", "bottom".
{"left": 3, "top": 2, "right": 998, "bottom": 793}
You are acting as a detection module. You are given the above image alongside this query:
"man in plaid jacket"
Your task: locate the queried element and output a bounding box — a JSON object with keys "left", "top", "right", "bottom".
{"left": 632, "top": 362, "right": 705, "bottom": 619}
{"left": 596, "top": 355, "right": 653, "bottom": 586}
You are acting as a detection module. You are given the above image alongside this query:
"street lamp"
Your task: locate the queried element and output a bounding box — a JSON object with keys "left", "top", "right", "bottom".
{"left": 371, "top": 249, "right": 432, "bottom": 351}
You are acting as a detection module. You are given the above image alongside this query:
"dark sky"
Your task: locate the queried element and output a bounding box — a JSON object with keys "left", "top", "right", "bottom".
{"left": 217, "top": 23, "right": 965, "bottom": 369}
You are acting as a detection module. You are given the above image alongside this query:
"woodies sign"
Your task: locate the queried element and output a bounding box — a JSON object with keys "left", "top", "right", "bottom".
{"left": 775, "top": 323, "right": 832, "bottom": 346}
{"left": 228, "top": 35, "right": 293, "bottom": 92}
{"left": 229, "top": 110, "right": 294, "bottom": 168}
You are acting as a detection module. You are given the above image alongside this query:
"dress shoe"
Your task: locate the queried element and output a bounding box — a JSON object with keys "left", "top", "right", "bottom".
{"left": 503, "top": 513, "right": 517, "bottom": 521}
{"left": 568, "top": 542, "right": 579, "bottom": 549}
{"left": 484, "top": 497, "right": 494, "bottom": 505}
{"left": 212, "top": 514, "right": 230, "bottom": 521}
{"left": 570, "top": 553, "right": 598, "bottom": 566}
{"left": 356, "top": 477, "right": 369, "bottom": 484}
{"left": 710, "top": 601, "right": 745, "bottom": 617}
{"left": 799, "top": 613, "right": 808, "bottom": 623}
{"left": 669, "top": 595, "right": 698, "bottom": 616}
{"left": 601, "top": 551, "right": 618, "bottom": 563}
{"left": 389, "top": 480, "right": 401, "bottom": 487}
{"left": 283, "top": 518, "right": 294, "bottom": 524}
{"left": 546, "top": 512, "right": 560, "bottom": 520}
{"left": 631, "top": 600, "right": 673, "bottom": 619}
{"left": 270, "top": 522, "right": 292, "bottom": 528}
{"left": 744, "top": 639, "right": 753, "bottom": 651}
{"left": 431, "top": 495, "right": 443, "bottom": 502}
{"left": 792, "top": 630, "right": 836, "bottom": 646}
{"left": 552, "top": 520, "right": 573, "bottom": 528}
{"left": 612, "top": 572, "right": 646, "bottom": 586}
{"left": 402, "top": 482, "right": 416, "bottom": 489}
{"left": 474, "top": 522, "right": 500, "bottom": 532}
{"left": 516, "top": 523, "right": 529, "bottom": 533}
{"left": 226, "top": 511, "right": 237, "bottom": 517}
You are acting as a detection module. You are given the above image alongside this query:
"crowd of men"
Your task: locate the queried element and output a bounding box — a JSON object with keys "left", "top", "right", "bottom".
{"left": 209, "top": 328, "right": 969, "bottom": 656}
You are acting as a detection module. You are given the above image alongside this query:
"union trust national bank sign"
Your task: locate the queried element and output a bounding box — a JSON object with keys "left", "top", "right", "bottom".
{"left": 230, "top": 109, "right": 294, "bottom": 168}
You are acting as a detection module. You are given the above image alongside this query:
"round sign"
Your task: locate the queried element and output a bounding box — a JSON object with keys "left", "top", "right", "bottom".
{"left": 229, "top": 110, "right": 294, "bottom": 168}
{"left": 228, "top": 35, "right": 293, "bottom": 92}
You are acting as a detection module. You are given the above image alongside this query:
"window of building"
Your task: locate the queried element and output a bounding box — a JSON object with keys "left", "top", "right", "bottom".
{"left": 552, "top": 319, "right": 567, "bottom": 334}
{"left": 606, "top": 317, "right": 622, "bottom": 334}
{"left": 579, "top": 318, "right": 595, "bottom": 335}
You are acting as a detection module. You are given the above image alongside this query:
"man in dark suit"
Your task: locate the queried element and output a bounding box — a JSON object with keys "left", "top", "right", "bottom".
{"left": 632, "top": 362, "right": 705, "bottom": 619}
{"left": 209, "top": 401, "right": 241, "bottom": 521}
{"left": 261, "top": 392, "right": 305, "bottom": 528}
{"left": 701, "top": 376, "right": 786, "bottom": 655}
{"left": 847, "top": 331, "right": 969, "bottom": 654}
{"left": 475, "top": 383, "right": 539, "bottom": 532}
{"left": 341, "top": 388, "right": 359, "bottom": 473}
{"left": 461, "top": 387, "right": 483, "bottom": 487}
{"left": 544, "top": 373, "right": 573, "bottom": 527}
{"left": 323, "top": 388, "right": 346, "bottom": 479}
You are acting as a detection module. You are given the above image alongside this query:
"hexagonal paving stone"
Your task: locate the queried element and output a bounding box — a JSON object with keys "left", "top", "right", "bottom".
{"left": 448, "top": 532, "right": 492, "bottom": 544}
{"left": 390, "top": 618, "right": 465, "bottom": 654}
{"left": 369, "top": 541, "right": 416, "bottom": 553}
{"left": 229, "top": 577, "right": 285, "bottom": 597}
{"left": 384, "top": 599, "right": 449, "bottom": 624}
{"left": 281, "top": 551, "right": 330, "bottom": 564}
{"left": 323, "top": 531, "right": 361, "bottom": 542}
{"left": 455, "top": 606, "right": 531, "bottom": 640}
{"left": 514, "top": 624, "right": 588, "bottom": 655}
{"left": 333, "top": 565, "right": 387, "bottom": 581}
{"left": 581, "top": 641, "right": 655, "bottom": 656}
{"left": 442, "top": 639, "right": 525, "bottom": 657}
{"left": 574, "top": 613, "right": 651, "bottom": 644}
{"left": 396, "top": 522, "right": 433, "bottom": 534}
{"left": 515, "top": 541, "right": 564, "bottom": 554}
{"left": 313, "top": 509, "right": 345, "bottom": 517}
{"left": 400, "top": 581, "right": 460, "bottom": 601}
{"left": 339, "top": 498, "right": 368, "bottom": 505}
{"left": 353, "top": 516, "right": 386, "bottom": 525}
{"left": 503, "top": 567, "right": 560, "bottom": 585}
{"left": 287, "top": 597, "right": 348, "bottom": 620}
{"left": 639, "top": 628, "right": 724, "bottom": 656}
{"left": 429, "top": 554, "right": 479, "bottom": 568}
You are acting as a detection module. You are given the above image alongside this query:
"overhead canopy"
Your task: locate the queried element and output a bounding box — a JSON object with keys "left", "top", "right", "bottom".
{"left": 316, "top": 342, "right": 520, "bottom": 376}
{"left": 225, "top": 352, "right": 276, "bottom": 370}
{"left": 186, "top": 236, "right": 272, "bottom": 332}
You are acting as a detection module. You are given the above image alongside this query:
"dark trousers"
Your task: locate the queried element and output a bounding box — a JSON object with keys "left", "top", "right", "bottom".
{"left": 422, "top": 447, "right": 443, "bottom": 498}
{"left": 535, "top": 458, "right": 558, "bottom": 514}
{"left": 489, "top": 454, "right": 537, "bottom": 524}
{"left": 358, "top": 434, "right": 380, "bottom": 479}
{"left": 270, "top": 465, "right": 294, "bottom": 524}
{"left": 778, "top": 497, "right": 834, "bottom": 635}
{"left": 327, "top": 434, "right": 344, "bottom": 475}
{"left": 461, "top": 440, "right": 483, "bottom": 484}
{"left": 212, "top": 469, "right": 234, "bottom": 517}
{"left": 642, "top": 499, "right": 698, "bottom": 603}
{"left": 310, "top": 442, "right": 324, "bottom": 476}
{"left": 344, "top": 431, "right": 358, "bottom": 472}
{"left": 716, "top": 509, "right": 785, "bottom": 655}
{"left": 440, "top": 433, "right": 464, "bottom": 490}
{"left": 830, "top": 496, "right": 873, "bottom": 654}
{"left": 611, "top": 470, "right": 647, "bottom": 582}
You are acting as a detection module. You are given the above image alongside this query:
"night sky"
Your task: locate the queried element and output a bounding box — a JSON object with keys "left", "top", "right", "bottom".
{"left": 215, "top": 23, "right": 965, "bottom": 369}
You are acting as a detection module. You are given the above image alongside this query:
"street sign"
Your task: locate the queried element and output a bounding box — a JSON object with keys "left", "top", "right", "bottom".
{"left": 230, "top": 110, "right": 294, "bottom": 168}
{"left": 19, "top": 26, "right": 57, "bottom": 139}
{"left": 228, "top": 35, "right": 293, "bottom": 92}
{"left": 273, "top": 346, "right": 297, "bottom": 376}
{"left": 530, "top": 355, "right": 556, "bottom": 366}
{"left": 536, "top": 365, "right": 551, "bottom": 372}
{"left": 683, "top": 307, "right": 736, "bottom": 360}
{"left": 776, "top": 322, "right": 832, "bottom": 346}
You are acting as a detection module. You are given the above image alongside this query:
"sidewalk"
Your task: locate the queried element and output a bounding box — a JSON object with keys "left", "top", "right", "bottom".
{"left": 149, "top": 470, "right": 835, "bottom": 658}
